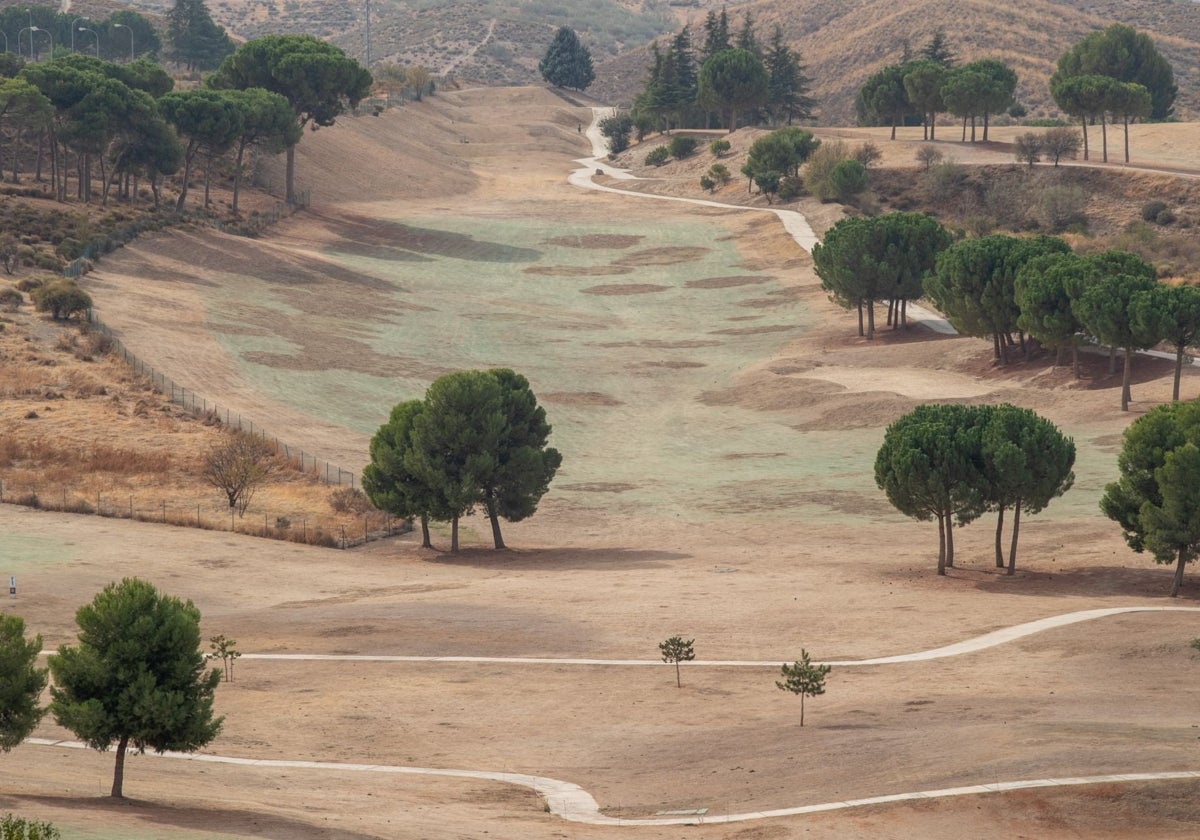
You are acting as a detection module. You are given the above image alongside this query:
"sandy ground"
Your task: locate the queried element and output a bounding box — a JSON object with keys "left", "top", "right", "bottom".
{"left": 5, "top": 88, "right": 1200, "bottom": 838}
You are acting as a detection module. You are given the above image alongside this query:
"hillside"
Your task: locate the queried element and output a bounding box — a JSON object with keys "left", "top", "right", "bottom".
{"left": 593, "top": 0, "right": 1200, "bottom": 123}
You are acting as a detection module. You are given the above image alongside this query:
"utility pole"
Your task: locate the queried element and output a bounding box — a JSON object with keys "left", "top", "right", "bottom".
{"left": 364, "top": 0, "right": 372, "bottom": 66}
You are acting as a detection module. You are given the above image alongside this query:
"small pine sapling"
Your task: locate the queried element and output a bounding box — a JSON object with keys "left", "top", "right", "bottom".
{"left": 207, "top": 635, "right": 242, "bottom": 683}
{"left": 659, "top": 636, "right": 695, "bottom": 688}
{"left": 776, "top": 649, "right": 831, "bottom": 726}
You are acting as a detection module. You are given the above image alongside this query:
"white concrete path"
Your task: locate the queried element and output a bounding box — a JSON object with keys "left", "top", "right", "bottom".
{"left": 239, "top": 606, "right": 1200, "bottom": 667}
{"left": 570, "top": 108, "right": 956, "bottom": 335}
{"left": 24, "top": 736, "right": 1200, "bottom": 827}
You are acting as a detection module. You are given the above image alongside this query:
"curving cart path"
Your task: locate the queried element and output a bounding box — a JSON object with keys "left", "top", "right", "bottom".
{"left": 27, "top": 606, "right": 1200, "bottom": 826}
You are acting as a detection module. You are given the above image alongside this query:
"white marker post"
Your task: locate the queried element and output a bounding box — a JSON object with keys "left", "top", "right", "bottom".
{"left": 8, "top": 576, "right": 14, "bottom": 599}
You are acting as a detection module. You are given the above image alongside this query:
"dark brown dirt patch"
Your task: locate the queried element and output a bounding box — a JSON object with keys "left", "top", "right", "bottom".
{"left": 710, "top": 325, "right": 798, "bottom": 336}
{"left": 524, "top": 265, "right": 635, "bottom": 277}
{"left": 558, "top": 482, "right": 638, "bottom": 493}
{"left": 545, "top": 234, "right": 644, "bottom": 249}
{"left": 580, "top": 284, "right": 671, "bottom": 295}
{"left": 685, "top": 275, "right": 771, "bottom": 289}
{"left": 540, "top": 391, "right": 624, "bottom": 407}
{"left": 596, "top": 339, "right": 722, "bottom": 349}
{"left": 614, "top": 246, "right": 709, "bottom": 266}
{"left": 632, "top": 360, "right": 707, "bottom": 369}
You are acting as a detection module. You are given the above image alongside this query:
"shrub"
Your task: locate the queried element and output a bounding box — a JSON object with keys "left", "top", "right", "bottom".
{"left": 828, "top": 159, "right": 869, "bottom": 202}
{"left": 920, "top": 159, "right": 967, "bottom": 204}
{"left": 1014, "top": 132, "right": 1043, "bottom": 167}
{"left": 0, "top": 234, "right": 16, "bottom": 275}
{"left": 598, "top": 113, "right": 633, "bottom": 154}
{"left": 915, "top": 146, "right": 943, "bottom": 171}
{"left": 31, "top": 281, "right": 92, "bottom": 320}
{"left": 777, "top": 176, "right": 806, "bottom": 201}
{"left": 1142, "top": 201, "right": 1169, "bottom": 222}
{"left": 1040, "top": 185, "right": 1087, "bottom": 233}
{"left": 699, "top": 174, "right": 716, "bottom": 192}
{"left": 854, "top": 142, "right": 882, "bottom": 168}
{"left": 707, "top": 163, "right": 731, "bottom": 185}
{"left": 709, "top": 138, "right": 730, "bottom": 157}
{"left": 0, "top": 288, "right": 22, "bottom": 311}
{"left": 329, "top": 486, "right": 374, "bottom": 514}
{"left": 644, "top": 146, "right": 670, "bottom": 166}
{"left": 1156, "top": 209, "right": 1177, "bottom": 226}
{"left": 668, "top": 135, "right": 697, "bottom": 159}
{"left": 803, "top": 140, "right": 851, "bottom": 201}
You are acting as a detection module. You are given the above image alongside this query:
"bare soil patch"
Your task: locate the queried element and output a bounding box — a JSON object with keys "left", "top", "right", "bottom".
{"left": 580, "top": 283, "right": 671, "bottom": 295}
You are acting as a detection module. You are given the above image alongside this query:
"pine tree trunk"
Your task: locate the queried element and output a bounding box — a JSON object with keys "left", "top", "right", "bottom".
{"left": 111, "top": 733, "right": 129, "bottom": 798}
{"left": 1174, "top": 344, "right": 1184, "bottom": 401}
{"left": 1007, "top": 501, "right": 1022, "bottom": 575}
{"left": 1081, "top": 117, "right": 1089, "bottom": 161}
{"left": 486, "top": 498, "right": 505, "bottom": 549}
{"left": 420, "top": 513, "right": 431, "bottom": 548}
{"left": 800, "top": 692, "right": 805, "bottom": 726}
{"left": 1171, "top": 550, "right": 1187, "bottom": 597}
{"left": 450, "top": 515, "right": 459, "bottom": 553}
{"left": 1121, "top": 346, "right": 1133, "bottom": 411}
{"left": 1100, "top": 119, "right": 1108, "bottom": 163}
{"left": 857, "top": 301, "right": 864, "bottom": 336}
{"left": 233, "top": 142, "right": 246, "bottom": 215}
{"left": 286, "top": 144, "right": 296, "bottom": 204}
{"left": 994, "top": 505, "right": 1005, "bottom": 568}
{"left": 937, "top": 514, "right": 947, "bottom": 576}
{"left": 946, "top": 518, "right": 955, "bottom": 568}
{"left": 866, "top": 301, "right": 875, "bottom": 340}
{"left": 1123, "top": 116, "right": 1130, "bottom": 163}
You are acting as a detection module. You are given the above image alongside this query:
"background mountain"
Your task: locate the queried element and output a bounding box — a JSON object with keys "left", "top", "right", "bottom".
{"left": 6, "top": 0, "right": 1200, "bottom": 122}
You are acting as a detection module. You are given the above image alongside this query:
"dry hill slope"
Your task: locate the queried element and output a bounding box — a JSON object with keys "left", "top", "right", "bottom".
{"left": 592, "top": 0, "right": 1200, "bottom": 124}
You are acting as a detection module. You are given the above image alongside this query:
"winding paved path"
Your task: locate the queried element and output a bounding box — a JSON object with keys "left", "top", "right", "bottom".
{"left": 28, "top": 606, "right": 1200, "bottom": 826}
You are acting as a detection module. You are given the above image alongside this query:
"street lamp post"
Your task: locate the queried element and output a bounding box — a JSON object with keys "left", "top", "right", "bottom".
{"left": 78, "top": 27, "right": 98, "bottom": 58}
{"left": 17, "top": 26, "right": 30, "bottom": 59}
{"left": 113, "top": 23, "right": 133, "bottom": 62}
{"left": 0, "top": 31, "right": 7, "bottom": 54}
{"left": 30, "top": 26, "right": 51, "bottom": 61}
{"left": 70, "top": 16, "right": 86, "bottom": 51}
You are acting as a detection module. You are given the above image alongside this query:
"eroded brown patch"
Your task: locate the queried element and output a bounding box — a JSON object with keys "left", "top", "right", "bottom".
{"left": 580, "top": 284, "right": 670, "bottom": 295}
{"left": 539, "top": 391, "right": 624, "bottom": 407}
{"left": 524, "top": 265, "right": 635, "bottom": 277}
{"left": 558, "top": 482, "right": 638, "bottom": 493}
{"left": 685, "top": 275, "right": 771, "bottom": 289}
{"left": 710, "top": 325, "right": 797, "bottom": 336}
{"left": 596, "top": 339, "right": 722, "bottom": 349}
{"left": 614, "top": 246, "right": 709, "bottom": 266}
{"left": 545, "top": 234, "right": 644, "bottom": 249}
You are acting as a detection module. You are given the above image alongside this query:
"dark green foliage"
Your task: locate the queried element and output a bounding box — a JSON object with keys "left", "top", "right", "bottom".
{"left": 699, "top": 174, "right": 716, "bottom": 192}
{"left": 159, "top": 88, "right": 244, "bottom": 211}
{"left": 363, "top": 400, "right": 449, "bottom": 549}
{"left": 1051, "top": 73, "right": 1121, "bottom": 162}
{"left": 697, "top": 48, "right": 768, "bottom": 132}
{"left": 226, "top": 87, "right": 302, "bottom": 214}
{"left": 927, "top": 235, "right": 1071, "bottom": 365}
{"left": 764, "top": 24, "right": 815, "bottom": 125}
{"left": 776, "top": 650, "right": 831, "bottom": 727}
{"left": 31, "top": 280, "right": 91, "bottom": 320}
{"left": 709, "top": 138, "right": 730, "bottom": 156}
{"left": 49, "top": 578, "right": 223, "bottom": 797}
{"left": 599, "top": 113, "right": 633, "bottom": 154}
{"left": 920, "top": 29, "right": 956, "bottom": 67}
{"left": 856, "top": 64, "right": 909, "bottom": 139}
{"left": 167, "top": 0, "right": 235, "bottom": 72}
{"left": 700, "top": 9, "right": 731, "bottom": 61}
{"left": 903, "top": 60, "right": 947, "bottom": 140}
{"left": 1072, "top": 251, "right": 1159, "bottom": 410}
{"left": 538, "top": 26, "right": 594, "bottom": 91}
{"left": 743, "top": 127, "right": 818, "bottom": 182}
{"left": 979, "top": 405, "right": 1075, "bottom": 573}
{"left": 1142, "top": 201, "right": 1169, "bottom": 223}
{"left": 667, "top": 135, "right": 697, "bottom": 159}
{"left": 1101, "top": 401, "right": 1200, "bottom": 595}
{"left": 645, "top": 146, "right": 669, "bottom": 166}
{"left": 827, "top": 159, "right": 867, "bottom": 201}
{"left": 1053, "top": 23, "right": 1176, "bottom": 120}
{"left": 812, "top": 212, "right": 950, "bottom": 339}
{"left": 658, "top": 636, "right": 695, "bottom": 688}
{"left": 209, "top": 35, "right": 372, "bottom": 204}
{"left": 0, "top": 614, "right": 47, "bottom": 751}
{"left": 875, "top": 403, "right": 988, "bottom": 574}
{"left": 1014, "top": 251, "right": 1095, "bottom": 376}
{"left": 1131, "top": 283, "right": 1200, "bottom": 401}
{"left": 0, "top": 814, "right": 60, "bottom": 840}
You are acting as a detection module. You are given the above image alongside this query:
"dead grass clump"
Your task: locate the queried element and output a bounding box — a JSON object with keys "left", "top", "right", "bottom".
{"left": 329, "top": 486, "right": 374, "bottom": 514}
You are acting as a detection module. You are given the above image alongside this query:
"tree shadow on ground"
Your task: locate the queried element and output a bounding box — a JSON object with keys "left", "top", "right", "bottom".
{"left": 970, "top": 563, "right": 1200, "bottom": 600}
{"left": 2, "top": 793, "right": 386, "bottom": 840}
{"left": 424, "top": 546, "right": 689, "bottom": 571}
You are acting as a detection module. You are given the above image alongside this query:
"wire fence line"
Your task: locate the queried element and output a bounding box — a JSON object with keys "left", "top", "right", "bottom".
{"left": 83, "top": 314, "right": 363, "bottom": 490}
{"left": 0, "top": 480, "right": 409, "bottom": 549}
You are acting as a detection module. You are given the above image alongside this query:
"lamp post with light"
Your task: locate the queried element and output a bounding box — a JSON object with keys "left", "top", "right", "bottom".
{"left": 113, "top": 22, "right": 133, "bottom": 61}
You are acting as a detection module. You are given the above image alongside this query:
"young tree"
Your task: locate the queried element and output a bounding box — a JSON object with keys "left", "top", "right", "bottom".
{"left": 1014, "top": 132, "right": 1043, "bottom": 167}
{"left": 875, "top": 404, "right": 988, "bottom": 574}
{"left": 697, "top": 48, "right": 768, "bottom": 132}
{"left": 776, "top": 650, "right": 831, "bottom": 727}
{"left": 742, "top": 127, "right": 819, "bottom": 186}
{"left": 0, "top": 614, "right": 47, "bottom": 751}
{"left": 599, "top": 113, "right": 634, "bottom": 154}
{"left": 49, "top": 578, "right": 223, "bottom": 797}
{"left": 658, "top": 636, "right": 695, "bottom": 688}
{"left": 206, "top": 635, "right": 241, "bottom": 683}
{"left": 1041, "top": 126, "right": 1081, "bottom": 166}
{"left": 1072, "top": 251, "right": 1159, "bottom": 411}
{"left": 700, "top": 8, "right": 731, "bottom": 62}
{"left": 208, "top": 35, "right": 372, "bottom": 204}
{"left": 202, "top": 431, "right": 276, "bottom": 517}
{"left": 979, "top": 405, "right": 1075, "bottom": 574}
{"left": 538, "top": 26, "right": 594, "bottom": 91}
{"left": 920, "top": 29, "right": 956, "bottom": 67}
{"left": 1101, "top": 401, "right": 1200, "bottom": 596}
